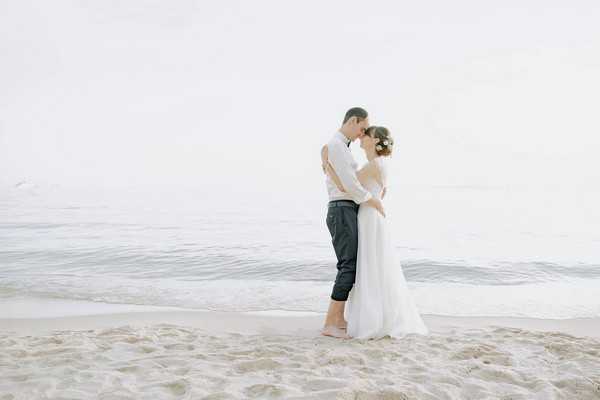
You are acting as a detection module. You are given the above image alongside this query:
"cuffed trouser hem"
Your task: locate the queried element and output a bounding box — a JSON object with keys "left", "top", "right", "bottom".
{"left": 330, "top": 288, "right": 352, "bottom": 302}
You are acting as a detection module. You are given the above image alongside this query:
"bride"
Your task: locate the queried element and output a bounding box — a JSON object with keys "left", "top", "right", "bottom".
{"left": 322, "top": 126, "right": 428, "bottom": 339}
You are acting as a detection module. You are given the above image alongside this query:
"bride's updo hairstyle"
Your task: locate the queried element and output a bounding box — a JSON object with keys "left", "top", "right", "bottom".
{"left": 366, "top": 126, "right": 393, "bottom": 156}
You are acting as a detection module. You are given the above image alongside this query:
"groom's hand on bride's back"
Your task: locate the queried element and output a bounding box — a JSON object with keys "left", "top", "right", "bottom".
{"left": 366, "top": 198, "right": 386, "bottom": 217}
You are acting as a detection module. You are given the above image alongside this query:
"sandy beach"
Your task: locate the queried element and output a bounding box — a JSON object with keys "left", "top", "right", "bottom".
{"left": 1, "top": 299, "right": 600, "bottom": 399}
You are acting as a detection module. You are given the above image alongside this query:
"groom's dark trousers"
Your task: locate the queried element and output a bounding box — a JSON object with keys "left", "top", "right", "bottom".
{"left": 326, "top": 200, "right": 359, "bottom": 301}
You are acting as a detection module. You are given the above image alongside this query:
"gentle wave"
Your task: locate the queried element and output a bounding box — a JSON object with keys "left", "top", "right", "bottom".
{"left": 1, "top": 275, "right": 600, "bottom": 318}
{"left": 2, "top": 243, "right": 599, "bottom": 284}
{"left": 402, "top": 260, "right": 600, "bottom": 285}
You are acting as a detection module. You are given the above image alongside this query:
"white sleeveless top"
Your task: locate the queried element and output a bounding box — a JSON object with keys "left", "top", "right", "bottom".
{"left": 362, "top": 157, "right": 388, "bottom": 200}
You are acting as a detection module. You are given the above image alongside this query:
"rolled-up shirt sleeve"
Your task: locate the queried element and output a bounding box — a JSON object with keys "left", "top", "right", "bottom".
{"left": 327, "top": 142, "right": 372, "bottom": 204}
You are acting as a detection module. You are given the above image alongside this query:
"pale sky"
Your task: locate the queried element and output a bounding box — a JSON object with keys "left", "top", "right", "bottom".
{"left": 1, "top": 0, "right": 599, "bottom": 195}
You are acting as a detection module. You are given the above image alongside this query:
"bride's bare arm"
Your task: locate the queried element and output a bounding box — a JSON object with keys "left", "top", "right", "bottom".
{"left": 321, "top": 145, "right": 347, "bottom": 193}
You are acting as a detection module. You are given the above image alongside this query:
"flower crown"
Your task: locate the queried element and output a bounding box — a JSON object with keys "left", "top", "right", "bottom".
{"left": 375, "top": 139, "right": 393, "bottom": 152}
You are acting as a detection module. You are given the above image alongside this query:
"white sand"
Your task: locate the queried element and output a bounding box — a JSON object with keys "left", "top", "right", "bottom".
{"left": 1, "top": 298, "right": 600, "bottom": 399}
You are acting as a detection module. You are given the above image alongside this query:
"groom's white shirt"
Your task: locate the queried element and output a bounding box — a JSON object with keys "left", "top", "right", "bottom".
{"left": 326, "top": 131, "right": 372, "bottom": 204}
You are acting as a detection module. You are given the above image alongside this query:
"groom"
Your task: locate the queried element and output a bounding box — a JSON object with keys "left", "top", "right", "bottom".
{"left": 321, "top": 107, "right": 385, "bottom": 339}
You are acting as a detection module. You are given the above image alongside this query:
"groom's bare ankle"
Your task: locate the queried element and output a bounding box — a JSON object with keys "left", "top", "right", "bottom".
{"left": 321, "top": 326, "right": 350, "bottom": 339}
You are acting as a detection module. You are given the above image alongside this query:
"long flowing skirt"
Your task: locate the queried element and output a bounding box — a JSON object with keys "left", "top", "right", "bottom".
{"left": 346, "top": 206, "right": 428, "bottom": 339}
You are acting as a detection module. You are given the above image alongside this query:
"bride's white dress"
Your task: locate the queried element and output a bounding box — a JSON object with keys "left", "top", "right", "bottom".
{"left": 346, "top": 157, "right": 428, "bottom": 339}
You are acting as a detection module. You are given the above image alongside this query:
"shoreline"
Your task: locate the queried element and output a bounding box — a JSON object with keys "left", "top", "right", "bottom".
{"left": 1, "top": 297, "right": 599, "bottom": 339}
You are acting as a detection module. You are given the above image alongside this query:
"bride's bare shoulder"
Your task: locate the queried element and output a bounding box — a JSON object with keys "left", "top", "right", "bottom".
{"left": 364, "top": 157, "right": 388, "bottom": 186}
{"left": 363, "top": 157, "right": 385, "bottom": 172}
{"left": 356, "top": 159, "right": 379, "bottom": 183}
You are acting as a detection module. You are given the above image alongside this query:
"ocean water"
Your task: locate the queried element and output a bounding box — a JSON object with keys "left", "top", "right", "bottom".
{"left": 1, "top": 183, "right": 599, "bottom": 319}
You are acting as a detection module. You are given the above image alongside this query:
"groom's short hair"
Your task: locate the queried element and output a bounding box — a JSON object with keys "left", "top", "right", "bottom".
{"left": 343, "top": 107, "right": 368, "bottom": 124}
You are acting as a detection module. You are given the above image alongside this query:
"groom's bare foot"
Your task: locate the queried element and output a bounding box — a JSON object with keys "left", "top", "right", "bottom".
{"left": 321, "top": 326, "right": 350, "bottom": 339}
{"left": 338, "top": 320, "right": 348, "bottom": 330}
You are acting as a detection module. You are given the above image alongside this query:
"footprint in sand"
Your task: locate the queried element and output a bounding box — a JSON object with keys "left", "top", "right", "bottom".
{"left": 164, "top": 343, "right": 195, "bottom": 351}
{"left": 138, "top": 345, "right": 159, "bottom": 353}
{"left": 302, "top": 378, "right": 347, "bottom": 392}
{"left": 201, "top": 392, "right": 234, "bottom": 400}
{"left": 234, "top": 358, "right": 282, "bottom": 373}
{"left": 343, "top": 389, "right": 411, "bottom": 400}
{"left": 142, "top": 379, "right": 190, "bottom": 397}
{"left": 244, "top": 384, "right": 285, "bottom": 398}
{"left": 116, "top": 365, "right": 141, "bottom": 373}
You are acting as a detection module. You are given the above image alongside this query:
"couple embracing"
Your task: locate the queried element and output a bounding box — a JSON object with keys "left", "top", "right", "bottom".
{"left": 320, "top": 107, "right": 428, "bottom": 339}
